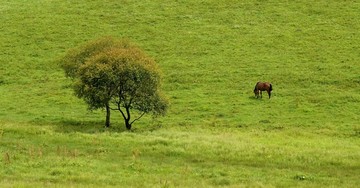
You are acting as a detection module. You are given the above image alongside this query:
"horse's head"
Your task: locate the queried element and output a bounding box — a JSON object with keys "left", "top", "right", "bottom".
{"left": 254, "top": 88, "right": 258, "bottom": 97}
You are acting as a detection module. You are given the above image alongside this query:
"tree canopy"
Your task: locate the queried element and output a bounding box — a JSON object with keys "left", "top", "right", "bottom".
{"left": 60, "top": 37, "right": 168, "bottom": 130}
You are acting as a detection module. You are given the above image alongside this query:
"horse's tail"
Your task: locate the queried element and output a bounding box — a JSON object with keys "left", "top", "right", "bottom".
{"left": 269, "top": 84, "right": 273, "bottom": 91}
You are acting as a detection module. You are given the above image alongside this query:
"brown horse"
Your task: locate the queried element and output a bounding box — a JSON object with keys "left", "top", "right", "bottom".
{"left": 254, "top": 82, "right": 273, "bottom": 99}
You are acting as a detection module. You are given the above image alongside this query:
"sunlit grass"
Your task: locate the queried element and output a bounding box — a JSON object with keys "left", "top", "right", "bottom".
{"left": 0, "top": 0, "right": 359, "bottom": 187}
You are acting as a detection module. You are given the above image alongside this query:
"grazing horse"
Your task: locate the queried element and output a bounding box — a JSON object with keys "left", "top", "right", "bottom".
{"left": 254, "top": 82, "right": 273, "bottom": 99}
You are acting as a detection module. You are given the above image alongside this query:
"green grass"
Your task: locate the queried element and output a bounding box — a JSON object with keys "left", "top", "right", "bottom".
{"left": 1, "top": 0, "right": 359, "bottom": 187}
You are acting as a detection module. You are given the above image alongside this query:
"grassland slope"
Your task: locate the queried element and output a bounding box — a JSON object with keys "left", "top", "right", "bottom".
{"left": 0, "top": 1, "right": 359, "bottom": 187}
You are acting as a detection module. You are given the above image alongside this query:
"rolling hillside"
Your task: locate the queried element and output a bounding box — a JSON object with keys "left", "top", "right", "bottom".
{"left": 0, "top": 1, "right": 359, "bottom": 187}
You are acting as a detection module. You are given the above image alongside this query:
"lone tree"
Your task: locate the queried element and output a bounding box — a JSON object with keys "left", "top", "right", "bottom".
{"left": 60, "top": 37, "right": 168, "bottom": 130}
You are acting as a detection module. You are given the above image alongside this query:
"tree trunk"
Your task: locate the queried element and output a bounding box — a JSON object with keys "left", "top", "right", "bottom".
{"left": 125, "top": 106, "right": 131, "bottom": 130}
{"left": 105, "top": 103, "right": 111, "bottom": 127}
{"left": 125, "top": 119, "right": 131, "bottom": 130}
{"left": 118, "top": 105, "right": 132, "bottom": 130}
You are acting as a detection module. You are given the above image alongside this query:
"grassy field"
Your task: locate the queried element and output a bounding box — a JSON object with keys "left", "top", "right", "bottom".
{"left": 1, "top": 0, "right": 359, "bottom": 187}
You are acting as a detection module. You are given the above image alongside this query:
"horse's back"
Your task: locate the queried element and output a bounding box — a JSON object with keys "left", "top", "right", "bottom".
{"left": 255, "top": 82, "right": 272, "bottom": 91}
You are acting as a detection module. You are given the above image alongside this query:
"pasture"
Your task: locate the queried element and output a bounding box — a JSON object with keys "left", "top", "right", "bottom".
{"left": 0, "top": 0, "right": 359, "bottom": 187}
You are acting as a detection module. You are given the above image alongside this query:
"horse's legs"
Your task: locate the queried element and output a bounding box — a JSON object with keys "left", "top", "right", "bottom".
{"left": 260, "top": 91, "right": 262, "bottom": 98}
{"left": 267, "top": 90, "right": 271, "bottom": 99}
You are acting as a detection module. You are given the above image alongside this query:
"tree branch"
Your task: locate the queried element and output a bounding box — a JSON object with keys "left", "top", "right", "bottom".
{"left": 109, "top": 107, "right": 118, "bottom": 111}
{"left": 130, "top": 111, "right": 146, "bottom": 125}
{"left": 116, "top": 100, "right": 127, "bottom": 121}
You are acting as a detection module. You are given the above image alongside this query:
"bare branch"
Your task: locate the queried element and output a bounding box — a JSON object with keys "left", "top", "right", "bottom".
{"left": 117, "top": 101, "right": 127, "bottom": 120}
{"left": 130, "top": 111, "right": 146, "bottom": 125}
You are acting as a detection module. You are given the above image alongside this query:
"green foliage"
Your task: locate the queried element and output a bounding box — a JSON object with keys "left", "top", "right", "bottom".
{"left": 60, "top": 37, "right": 133, "bottom": 79}
{"left": 60, "top": 37, "right": 168, "bottom": 129}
